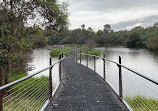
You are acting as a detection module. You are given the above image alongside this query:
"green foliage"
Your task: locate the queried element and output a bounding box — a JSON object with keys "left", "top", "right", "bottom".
{"left": 82, "top": 49, "right": 101, "bottom": 56}
{"left": 146, "top": 36, "right": 158, "bottom": 50}
{"left": 80, "top": 46, "right": 89, "bottom": 50}
{"left": 127, "top": 32, "right": 142, "bottom": 47}
{"left": 86, "top": 50, "right": 101, "bottom": 56}
{"left": 79, "top": 46, "right": 101, "bottom": 56}
{"left": 47, "top": 23, "right": 158, "bottom": 50}
{"left": 50, "top": 48, "right": 71, "bottom": 57}
{"left": 125, "top": 96, "right": 158, "bottom": 111}
{"left": 0, "top": 0, "right": 68, "bottom": 84}
{"left": 10, "top": 70, "right": 26, "bottom": 82}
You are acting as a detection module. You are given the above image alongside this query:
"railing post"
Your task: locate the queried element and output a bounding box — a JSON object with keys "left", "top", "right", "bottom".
{"left": 61, "top": 53, "right": 64, "bottom": 58}
{"left": 119, "top": 56, "right": 123, "bottom": 100}
{"left": 49, "top": 58, "right": 52, "bottom": 100}
{"left": 93, "top": 56, "right": 96, "bottom": 72}
{"left": 80, "top": 50, "right": 81, "bottom": 64}
{"left": 59, "top": 54, "right": 62, "bottom": 81}
{"left": 75, "top": 51, "right": 77, "bottom": 62}
{"left": 103, "top": 53, "right": 106, "bottom": 81}
{"left": 86, "top": 55, "right": 88, "bottom": 67}
{"left": 0, "top": 68, "right": 3, "bottom": 111}
{"left": 61, "top": 53, "right": 64, "bottom": 75}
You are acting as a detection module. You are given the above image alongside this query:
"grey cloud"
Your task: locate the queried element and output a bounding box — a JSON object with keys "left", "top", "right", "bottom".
{"left": 70, "top": 0, "right": 158, "bottom": 11}
{"left": 111, "top": 15, "right": 158, "bottom": 30}
{"left": 68, "top": 0, "right": 158, "bottom": 31}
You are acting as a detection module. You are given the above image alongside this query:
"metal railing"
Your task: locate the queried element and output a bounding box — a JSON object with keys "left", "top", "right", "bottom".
{"left": 0, "top": 53, "right": 66, "bottom": 111}
{"left": 75, "top": 51, "right": 158, "bottom": 111}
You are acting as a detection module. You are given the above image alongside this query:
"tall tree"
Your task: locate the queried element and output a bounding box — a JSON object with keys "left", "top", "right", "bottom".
{"left": 0, "top": 0, "right": 68, "bottom": 84}
{"left": 81, "top": 24, "right": 85, "bottom": 30}
{"left": 103, "top": 24, "right": 111, "bottom": 38}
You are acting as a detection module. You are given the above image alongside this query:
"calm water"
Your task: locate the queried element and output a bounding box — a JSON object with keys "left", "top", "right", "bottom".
{"left": 27, "top": 47, "right": 158, "bottom": 98}
{"left": 27, "top": 49, "right": 60, "bottom": 87}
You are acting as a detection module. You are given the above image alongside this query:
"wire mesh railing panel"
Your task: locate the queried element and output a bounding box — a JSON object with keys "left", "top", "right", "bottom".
{"left": 3, "top": 73, "right": 49, "bottom": 111}
{"left": 122, "top": 68, "right": 158, "bottom": 111}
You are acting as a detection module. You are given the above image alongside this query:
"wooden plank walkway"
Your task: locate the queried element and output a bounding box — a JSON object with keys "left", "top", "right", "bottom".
{"left": 44, "top": 56, "right": 128, "bottom": 111}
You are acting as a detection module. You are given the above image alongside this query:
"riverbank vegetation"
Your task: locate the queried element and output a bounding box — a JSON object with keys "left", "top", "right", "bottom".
{"left": 146, "top": 36, "right": 158, "bottom": 50}
{"left": 85, "top": 49, "right": 101, "bottom": 56}
{"left": 4, "top": 72, "right": 49, "bottom": 111}
{"left": 80, "top": 47, "right": 101, "bottom": 56}
{"left": 47, "top": 23, "right": 158, "bottom": 50}
{"left": 50, "top": 48, "right": 71, "bottom": 57}
{"left": 125, "top": 96, "right": 158, "bottom": 111}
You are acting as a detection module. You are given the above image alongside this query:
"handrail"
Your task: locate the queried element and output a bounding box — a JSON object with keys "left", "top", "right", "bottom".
{"left": 77, "top": 52, "right": 158, "bottom": 86}
{"left": 0, "top": 57, "right": 65, "bottom": 91}
{"left": 102, "top": 57, "right": 158, "bottom": 86}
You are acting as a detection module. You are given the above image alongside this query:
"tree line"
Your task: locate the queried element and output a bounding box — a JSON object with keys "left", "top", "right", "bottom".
{"left": 47, "top": 23, "right": 158, "bottom": 50}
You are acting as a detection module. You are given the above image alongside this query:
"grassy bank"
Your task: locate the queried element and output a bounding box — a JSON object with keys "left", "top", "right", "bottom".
{"left": 80, "top": 46, "right": 101, "bottom": 56}
{"left": 125, "top": 96, "right": 158, "bottom": 111}
{"left": 50, "top": 46, "right": 101, "bottom": 57}
{"left": 50, "top": 48, "right": 71, "bottom": 57}
{"left": 4, "top": 70, "right": 49, "bottom": 111}
{"left": 10, "top": 70, "right": 27, "bottom": 82}
{"left": 83, "top": 49, "right": 101, "bottom": 56}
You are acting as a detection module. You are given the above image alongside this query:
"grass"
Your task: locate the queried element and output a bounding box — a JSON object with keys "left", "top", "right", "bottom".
{"left": 80, "top": 47, "right": 101, "bottom": 56}
{"left": 125, "top": 96, "right": 158, "bottom": 111}
{"left": 80, "top": 46, "right": 89, "bottom": 51}
{"left": 3, "top": 70, "right": 49, "bottom": 111}
{"left": 86, "top": 49, "right": 101, "bottom": 56}
{"left": 10, "top": 70, "right": 27, "bottom": 82}
{"left": 50, "top": 48, "right": 72, "bottom": 57}
{"left": 50, "top": 46, "right": 101, "bottom": 57}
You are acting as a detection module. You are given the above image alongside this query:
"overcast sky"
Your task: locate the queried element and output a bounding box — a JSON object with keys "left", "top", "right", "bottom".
{"left": 59, "top": 0, "right": 158, "bottom": 31}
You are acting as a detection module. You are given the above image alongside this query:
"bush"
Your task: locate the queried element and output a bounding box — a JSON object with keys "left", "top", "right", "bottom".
{"left": 146, "top": 36, "right": 158, "bottom": 50}
{"left": 10, "top": 70, "right": 26, "bottom": 82}
{"left": 83, "top": 49, "right": 101, "bottom": 56}
{"left": 50, "top": 48, "right": 71, "bottom": 57}
{"left": 127, "top": 32, "right": 142, "bottom": 47}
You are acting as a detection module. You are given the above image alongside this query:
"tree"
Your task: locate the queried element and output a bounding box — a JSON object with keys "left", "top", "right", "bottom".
{"left": 87, "top": 27, "right": 93, "bottom": 32}
{"left": 153, "top": 21, "right": 158, "bottom": 28}
{"left": 103, "top": 24, "right": 111, "bottom": 38}
{"left": 0, "top": 0, "right": 36, "bottom": 84}
{"left": 0, "top": 0, "right": 68, "bottom": 84}
{"left": 127, "top": 32, "right": 141, "bottom": 47}
{"left": 146, "top": 36, "right": 158, "bottom": 50}
{"left": 81, "top": 24, "right": 85, "bottom": 30}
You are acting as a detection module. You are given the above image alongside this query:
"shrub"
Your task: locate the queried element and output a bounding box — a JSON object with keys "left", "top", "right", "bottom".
{"left": 50, "top": 48, "right": 71, "bottom": 57}
{"left": 83, "top": 49, "right": 101, "bottom": 56}
{"left": 146, "top": 36, "right": 158, "bottom": 50}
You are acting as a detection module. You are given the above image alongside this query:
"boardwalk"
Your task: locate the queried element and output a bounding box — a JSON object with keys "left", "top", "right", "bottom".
{"left": 44, "top": 56, "right": 128, "bottom": 111}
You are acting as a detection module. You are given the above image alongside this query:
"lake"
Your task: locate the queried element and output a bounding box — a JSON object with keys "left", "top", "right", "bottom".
{"left": 27, "top": 47, "right": 158, "bottom": 98}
